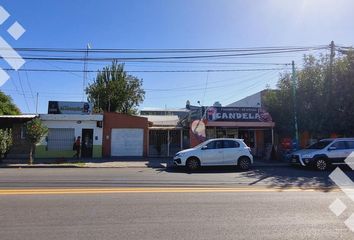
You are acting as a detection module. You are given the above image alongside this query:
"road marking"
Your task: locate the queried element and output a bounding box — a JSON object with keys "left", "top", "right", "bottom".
{"left": 0, "top": 187, "right": 338, "bottom": 195}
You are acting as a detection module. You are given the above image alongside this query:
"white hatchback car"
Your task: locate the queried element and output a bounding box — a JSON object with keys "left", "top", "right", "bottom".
{"left": 173, "top": 138, "right": 253, "bottom": 171}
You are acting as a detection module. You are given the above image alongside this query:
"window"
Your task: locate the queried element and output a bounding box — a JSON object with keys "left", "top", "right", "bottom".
{"left": 215, "top": 140, "right": 223, "bottom": 149}
{"left": 345, "top": 141, "right": 354, "bottom": 149}
{"left": 223, "top": 140, "right": 240, "bottom": 148}
{"left": 20, "top": 125, "right": 27, "bottom": 139}
{"left": 204, "top": 140, "right": 223, "bottom": 149}
{"left": 205, "top": 141, "right": 215, "bottom": 149}
{"left": 330, "top": 141, "right": 347, "bottom": 150}
{"left": 206, "top": 128, "right": 216, "bottom": 139}
{"left": 307, "top": 140, "right": 333, "bottom": 149}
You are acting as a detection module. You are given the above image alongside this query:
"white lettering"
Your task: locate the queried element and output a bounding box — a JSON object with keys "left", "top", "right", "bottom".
{"left": 243, "top": 113, "right": 248, "bottom": 119}
{"left": 229, "top": 113, "right": 236, "bottom": 119}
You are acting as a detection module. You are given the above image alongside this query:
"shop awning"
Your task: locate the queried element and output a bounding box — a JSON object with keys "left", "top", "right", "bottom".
{"left": 143, "top": 115, "right": 180, "bottom": 127}
{"left": 149, "top": 126, "right": 183, "bottom": 130}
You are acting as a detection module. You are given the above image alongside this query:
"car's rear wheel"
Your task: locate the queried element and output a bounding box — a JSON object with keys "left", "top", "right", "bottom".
{"left": 315, "top": 158, "right": 328, "bottom": 171}
{"left": 238, "top": 157, "right": 251, "bottom": 170}
{"left": 186, "top": 157, "right": 200, "bottom": 171}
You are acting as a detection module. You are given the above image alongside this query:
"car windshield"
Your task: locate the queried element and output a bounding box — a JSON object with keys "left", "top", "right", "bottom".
{"left": 307, "top": 140, "right": 333, "bottom": 149}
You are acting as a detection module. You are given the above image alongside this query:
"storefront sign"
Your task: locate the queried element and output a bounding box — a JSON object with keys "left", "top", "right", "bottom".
{"left": 205, "top": 107, "right": 272, "bottom": 122}
{"left": 48, "top": 101, "right": 92, "bottom": 115}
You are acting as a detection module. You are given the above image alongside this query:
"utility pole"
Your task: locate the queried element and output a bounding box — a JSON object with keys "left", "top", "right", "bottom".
{"left": 329, "top": 41, "right": 335, "bottom": 97}
{"left": 329, "top": 41, "right": 335, "bottom": 76}
{"left": 35, "top": 92, "right": 39, "bottom": 115}
{"left": 292, "top": 60, "right": 299, "bottom": 150}
{"left": 327, "top": 41, "right": 335, "bottom": 135}
{"left": 82, "top": 43, "right": 91, "bottom": 101}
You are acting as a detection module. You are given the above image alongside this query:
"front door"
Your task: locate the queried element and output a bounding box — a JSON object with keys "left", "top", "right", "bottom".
{"left": 81, "top": 129, "right": 93, "bottom": 158}
{"left": 201, "top": 140, "right": 224, "bottom": 165}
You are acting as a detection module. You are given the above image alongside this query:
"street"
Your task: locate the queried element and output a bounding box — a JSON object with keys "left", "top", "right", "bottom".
{"left": 1, "top": 166, "right": 354, "bottom": 239}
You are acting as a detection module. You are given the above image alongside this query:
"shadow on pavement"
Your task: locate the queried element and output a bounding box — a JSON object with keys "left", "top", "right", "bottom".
{"left": 162, "top": 165, "right": 244, "bottom": 174}
{"left": 241, "top": 165, "right": 354, "bottom": 192}
{"left": 157, "top": 164, "right": 354, "bottom": 192}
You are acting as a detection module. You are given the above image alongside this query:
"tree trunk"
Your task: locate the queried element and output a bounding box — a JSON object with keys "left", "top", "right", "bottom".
{"left": 29, "top": 144, "right": 34, "bottom": 165}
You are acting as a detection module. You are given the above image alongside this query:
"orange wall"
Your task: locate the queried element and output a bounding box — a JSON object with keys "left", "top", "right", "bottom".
{"left": 102, "top": 112, "right": 149, "bottom": 157}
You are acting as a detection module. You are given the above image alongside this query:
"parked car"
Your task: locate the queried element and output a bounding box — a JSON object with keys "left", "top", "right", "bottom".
{"left": 173, "top": 138, "right": 253, "bottom": 171}
{"left": 290, "top": 138, "right": 354, "bottom": 170}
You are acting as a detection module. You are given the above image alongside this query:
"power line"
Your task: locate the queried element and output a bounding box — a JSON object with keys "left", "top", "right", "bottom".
{"left": 1, "top": 69, "right": 282, "bottom": 96}
{"left": 201, "top": 70, "right": 210, "bottom": 105}
{"left": 0, "top": 46, "right": 328, "bottom": 62}
{"left": 2, "top": 67, "right": 290, "bottom": 73}
{"left": 24, "top": 65, "right": 36, "bottom": 108}
{"left": 214, "top": 70, "right": 279, "bottom": 101}
{"left": 5, "top": 45, "right": 328, "bottom": 53}
{"left": 220, "top": 71, "right": 280, "bottom": 103}
{"left": 17, "top": 72, "right": 31, "bottom": 112}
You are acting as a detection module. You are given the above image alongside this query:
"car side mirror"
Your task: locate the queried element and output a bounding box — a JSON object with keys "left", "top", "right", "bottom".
{"left": 201, "top": 145, "right": 208, "bottom": 150}
{"left": 328, "top": 146, "right": 336, "bottom": 151}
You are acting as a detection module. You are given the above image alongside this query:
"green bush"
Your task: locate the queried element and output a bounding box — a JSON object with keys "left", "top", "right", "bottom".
{"left": 0, "top": 129, "right": 13, "bottom": 160}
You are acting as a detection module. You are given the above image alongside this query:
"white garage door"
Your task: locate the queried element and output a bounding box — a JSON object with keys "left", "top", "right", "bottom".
{"left": 111, "top": 128, "right": 144, "bottom": 156}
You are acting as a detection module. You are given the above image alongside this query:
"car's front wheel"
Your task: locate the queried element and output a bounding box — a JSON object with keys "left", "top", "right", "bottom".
{"left": 314, "top": 158, "right": 328, "bottom": 171}
{"left": 238, "top": 157, "right": 251, "bottom": 170}
{"left": 186, "top": 157, "right": 200, "bottom": 171}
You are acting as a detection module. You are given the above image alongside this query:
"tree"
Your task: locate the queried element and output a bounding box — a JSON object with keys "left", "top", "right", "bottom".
{"left": 86, "top": 61, "right": 145, "bottom": 114}
{"left": 0, "top": 91, "right": 21, "bottom": 115}
{"left": 25, "top": 118, "right": 48, "bottom": 165}
{"left": 264, "top": 50, "right": 354, "bottom": 141}
{"left": 0, "top": 129, "right": 12, "bottom": 160}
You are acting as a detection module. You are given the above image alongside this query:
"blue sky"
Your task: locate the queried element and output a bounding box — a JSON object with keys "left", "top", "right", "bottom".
{"left": 0, "top": 0, "right": 353, "bottom": 113}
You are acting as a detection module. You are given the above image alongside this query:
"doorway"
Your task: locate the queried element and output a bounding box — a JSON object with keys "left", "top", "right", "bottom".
{"left": 81, "top": 129, "right": 93, "bottom": 158}
{"left": 238, "top": 130, "right": 255, "bottom": 148}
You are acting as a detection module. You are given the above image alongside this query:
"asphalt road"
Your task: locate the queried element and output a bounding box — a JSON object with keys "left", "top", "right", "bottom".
{"left": 0, "top": 165, "right": 352, "bottom": 189}
{"left": 1, "top": 166, "right": 354, "bottom": 240}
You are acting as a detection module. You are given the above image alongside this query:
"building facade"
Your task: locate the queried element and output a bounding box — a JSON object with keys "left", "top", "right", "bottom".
{"left": 36, "top": 114, "right": 103, "bottom": 158}
{"left": 0, "top": 115, "right": 36, "bottom": 159}
{"left": 102, "top": 112, "right": 149, "bottom": 157}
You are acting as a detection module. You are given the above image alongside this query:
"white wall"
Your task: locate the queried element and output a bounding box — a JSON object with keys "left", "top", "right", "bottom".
{"left": 40, "top": 119, "right": 103, "bottom": 145}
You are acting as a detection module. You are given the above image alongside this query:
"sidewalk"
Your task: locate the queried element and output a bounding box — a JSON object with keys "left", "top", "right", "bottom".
{"left": 0, "top": 157, "right": 289, "bottom": 168}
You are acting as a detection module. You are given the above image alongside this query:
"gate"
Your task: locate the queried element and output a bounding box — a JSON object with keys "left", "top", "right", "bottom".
{"left": 149, "top": 129, "right": 183, "bottom": 157}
